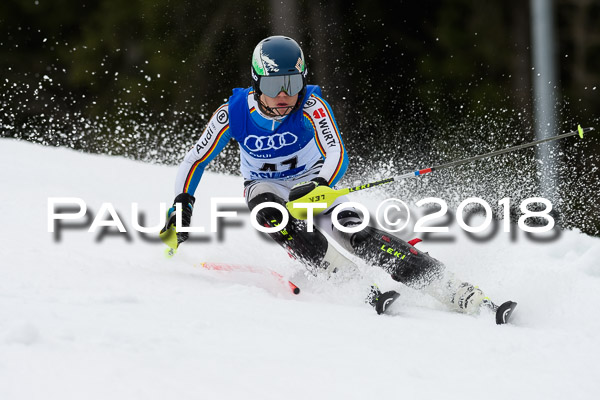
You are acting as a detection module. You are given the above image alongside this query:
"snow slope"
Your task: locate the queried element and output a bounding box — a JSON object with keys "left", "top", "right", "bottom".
{"left": 1, "top": 139, "right": 599, "bottom": 400}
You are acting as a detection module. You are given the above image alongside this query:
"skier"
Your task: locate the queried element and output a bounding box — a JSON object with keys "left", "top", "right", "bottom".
{"left": 161, "top": 36, "right": 513, "bottom": 321}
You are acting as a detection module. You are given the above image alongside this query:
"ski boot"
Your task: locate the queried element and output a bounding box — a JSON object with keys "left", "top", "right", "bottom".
{"left": 450, "top": 282, "right": 488, "bottom": 314}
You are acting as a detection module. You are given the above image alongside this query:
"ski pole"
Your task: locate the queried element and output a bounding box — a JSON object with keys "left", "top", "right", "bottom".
{"left": 199, "top": 262, "right": 301, "bottom": 294}
{"left": 286, "top": 125, "right": 593, "bottom": 219}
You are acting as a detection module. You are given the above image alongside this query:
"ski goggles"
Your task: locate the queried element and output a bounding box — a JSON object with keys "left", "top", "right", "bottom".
{"left": 259, "top": 74, "right": 304, "bottom": 98}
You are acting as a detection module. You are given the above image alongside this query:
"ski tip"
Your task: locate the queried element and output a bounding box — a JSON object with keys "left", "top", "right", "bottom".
{"left": 495, "top": 301, "right": 517, "bottom": 325}
{"left": 578, "top": 125, "right": 584, "bottom": 139}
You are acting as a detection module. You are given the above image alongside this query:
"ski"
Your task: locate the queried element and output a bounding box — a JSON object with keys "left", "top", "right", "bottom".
{"left": 366, "top": 285, "right": 401, "bottom": 315}
{"left": 494, "top": 301, "right": 518, "bottom": 325}
{"left": 376, "top": 291, "right": 401, "bottom": 315}
{"left": 484, "top": 300, "right": 518, "bottom": 325}
{"left": 368, "top": 286, "right": 517, "bottom": 324}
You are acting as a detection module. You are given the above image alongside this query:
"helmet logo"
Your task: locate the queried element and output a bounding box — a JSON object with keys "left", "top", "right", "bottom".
{"left": 295, "top": 57, "right": 303, "bottom": 72}
{"left": 252, "top": 43, "right": 279, "bottom": 76}
{"left": 260, "top": 51, "right": 279, "bottom": 74}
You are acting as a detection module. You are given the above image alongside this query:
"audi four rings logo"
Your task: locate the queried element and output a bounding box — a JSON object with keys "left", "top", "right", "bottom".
{"left": 244, "top": 132, "right": 298, "bottom": 151}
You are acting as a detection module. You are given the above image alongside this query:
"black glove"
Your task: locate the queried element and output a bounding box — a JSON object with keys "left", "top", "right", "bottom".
{"left": 289, "top": 177, "right": 329, "bottom": 202}
{"left": 161, "top": 192, "right": 196, "bottom": 245}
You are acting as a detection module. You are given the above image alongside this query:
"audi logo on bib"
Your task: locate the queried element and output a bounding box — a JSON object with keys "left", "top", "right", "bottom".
{"left": 244, "top": 132, "right": 298, "bottom": 152}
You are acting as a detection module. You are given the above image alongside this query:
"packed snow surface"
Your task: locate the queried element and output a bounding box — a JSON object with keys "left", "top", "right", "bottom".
{"left": 1, "top": 139, "right": 599, "bottom": 400}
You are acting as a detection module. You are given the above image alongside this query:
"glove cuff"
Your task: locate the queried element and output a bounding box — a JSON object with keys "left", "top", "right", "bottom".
{"left": 311, "top": 177, "right": 329, "bottom": 187}
{"left": 174, "top": 192, "right": 196, "bottom": 209}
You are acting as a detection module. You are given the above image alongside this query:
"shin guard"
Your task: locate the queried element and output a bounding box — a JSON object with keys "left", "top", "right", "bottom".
{"left": 248, "top": 192, "right": 329, "bottom": 271}
{"left": 350, "top": 227, "right": 444, "bottom": 289}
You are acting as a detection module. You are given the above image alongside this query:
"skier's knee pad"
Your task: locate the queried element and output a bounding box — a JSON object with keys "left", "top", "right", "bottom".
{"left": 350, "top": 226, "right": 444, "bottom": 288}
{"left": 326, "top": 208, "right": 364, "bottom": 253}
{"left": 334, "top": 208, "right": 363, "bottom": 227}
{"left": 247, "top": 192, "right": 329, "bottom": 269}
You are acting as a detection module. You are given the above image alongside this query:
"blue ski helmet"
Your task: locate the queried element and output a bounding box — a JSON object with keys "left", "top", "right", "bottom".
{"left": 251, "top": 36, "right": 307, "bottom": 101}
